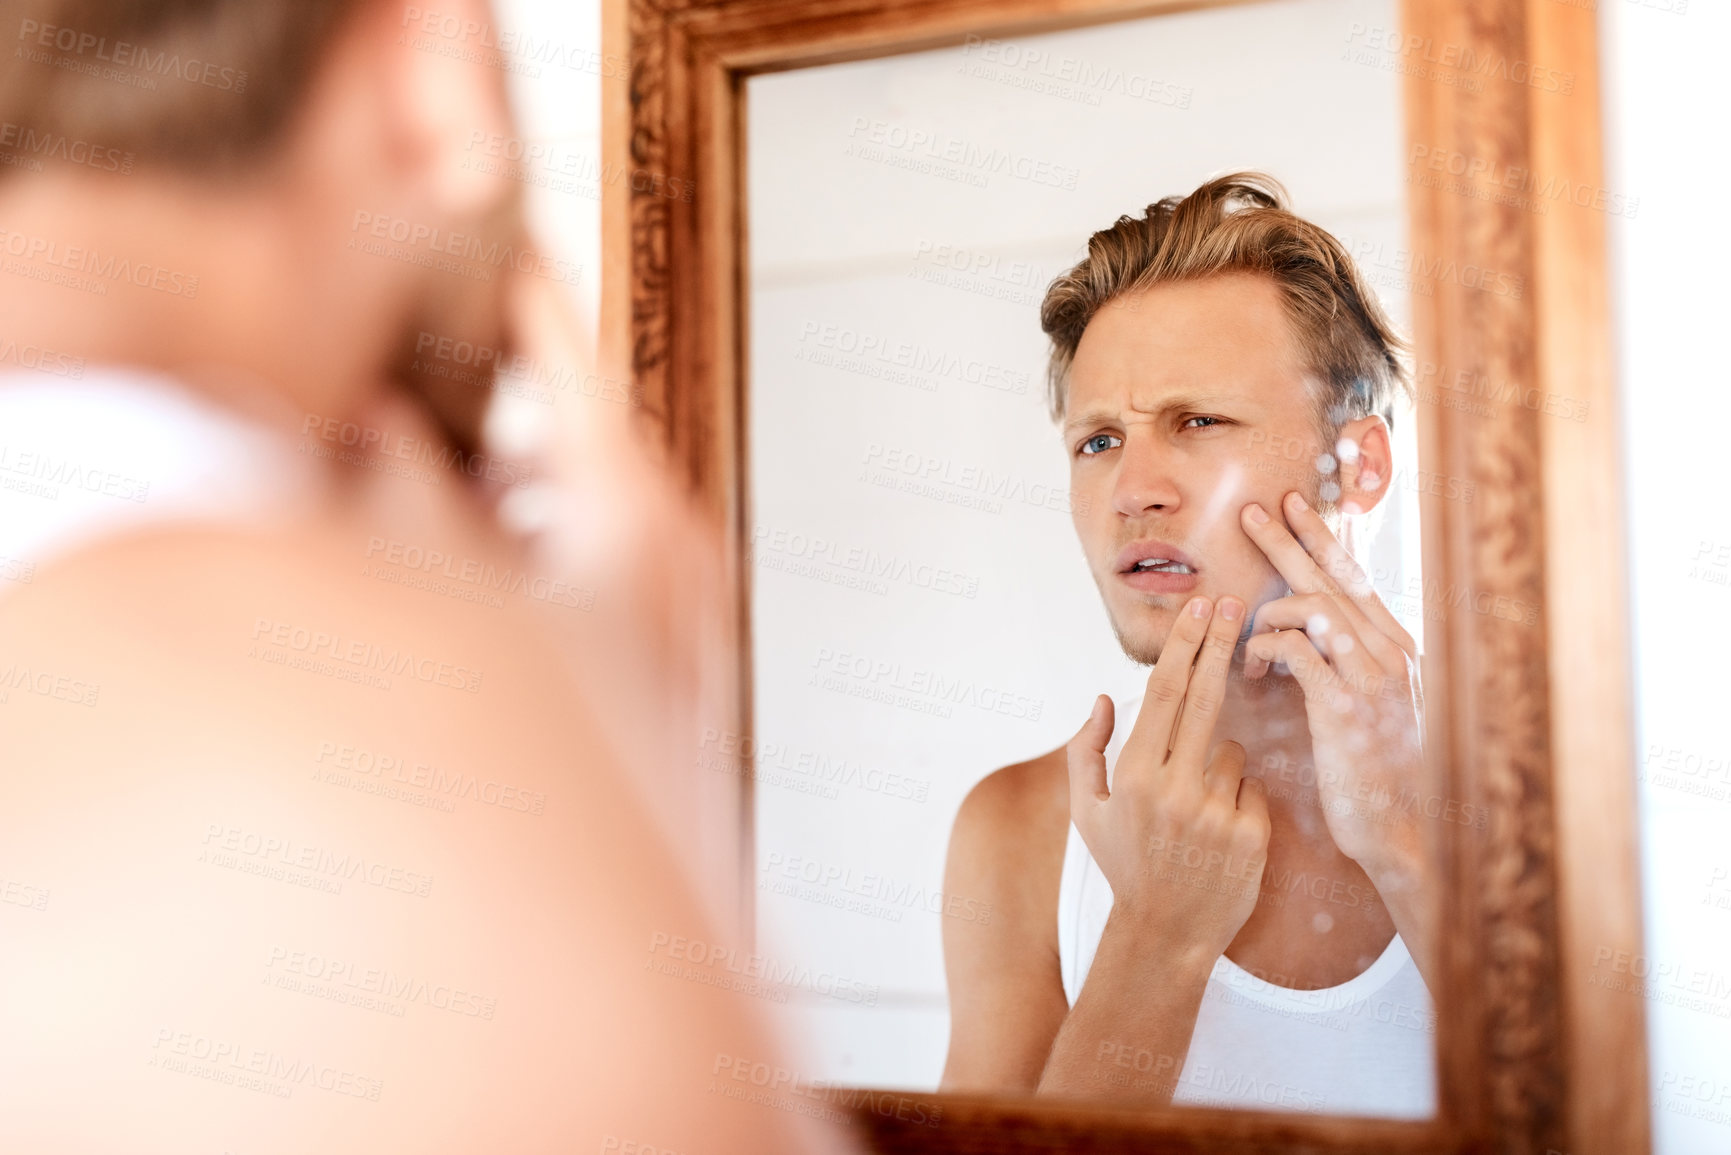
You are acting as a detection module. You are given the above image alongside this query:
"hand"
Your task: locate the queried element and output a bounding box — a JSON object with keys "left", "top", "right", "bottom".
{"left": 1067, "top": 596, "right": 1272, "bottom": 967}
{"left": 1238, "top": 490, "right": 1426, "bottom": 877}
{"left": 504, "top": 270, "right": 738, "bottom": 920}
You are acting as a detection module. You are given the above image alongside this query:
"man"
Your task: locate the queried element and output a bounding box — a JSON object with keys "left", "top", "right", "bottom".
{"left": 0, "top": 0, "right": 839, "bottom": 1151}
{"left": 939, "top": 173, "right": 1436, "bottom": 1115}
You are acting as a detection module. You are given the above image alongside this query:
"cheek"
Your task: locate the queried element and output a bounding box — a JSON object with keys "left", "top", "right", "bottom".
{"left": 1071, "top": 500, "right": 1110, "bottom": 571}
{"left": 1224, "top": 452, "right": 1302, "bottom": 505}
{"left": 1181, "top": 459, "right": 1261, "bottom": 534}
{"left": 1184, "top": 464, "right": 1287, "bottom": 582}
{"left": 1193, "top": 452, "right": 1312, "bottom": 535}
{"left": 1069, "top": 468, "right": 1110, "bottom": 552}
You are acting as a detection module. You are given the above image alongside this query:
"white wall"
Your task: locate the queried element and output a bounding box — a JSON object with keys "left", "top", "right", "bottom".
{"left": 746, "top": 0, "right": 1413, "bottom": 1089}
{"left": 1601, "top": 3, "right": 1731, "bottom": 1153}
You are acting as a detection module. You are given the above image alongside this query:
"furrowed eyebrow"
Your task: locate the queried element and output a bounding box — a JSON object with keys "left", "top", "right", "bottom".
{"left": 1062, "top": 408, "right": 1118, "bottom": 436}
{"left": 1063, "top": 392, "right": 1242, "bottom": 435}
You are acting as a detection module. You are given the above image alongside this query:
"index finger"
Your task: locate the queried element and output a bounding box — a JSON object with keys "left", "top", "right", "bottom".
{"left": 1168, "top": 596, "right": 1245, "bottom": 767}
{"left": 1239, "top": 497, "right": 1337, "bottom": 598}
{"left": 1121, "top": 596, "right": 1213, "bottom": 770}
{"left": 1277, "top": 491, "right": 1375, "bottom": 598}
{"left": 1277, "top": 490, "right": 1419, "bottom": 658}
{"left": 1238, "top": 494, "right": 1396, "bottom": 651}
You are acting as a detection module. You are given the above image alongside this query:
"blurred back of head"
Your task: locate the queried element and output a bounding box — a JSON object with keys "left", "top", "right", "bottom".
{"left": 1, "top": 0, "right": 528, "bottom": 457}
{"left": 3, "top": 0, "right": 357, "bottom": 169}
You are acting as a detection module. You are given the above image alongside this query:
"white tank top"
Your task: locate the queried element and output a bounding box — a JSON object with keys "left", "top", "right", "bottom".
{"left": 0, "top": 369, "right": 316, "bottom": 593}
{"left": 1057, "top": 692, "right": 1437, "bottom": 1118}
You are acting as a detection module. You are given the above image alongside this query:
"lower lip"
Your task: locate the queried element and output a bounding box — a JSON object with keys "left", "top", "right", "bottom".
{"left": 1119, "top": 568, "right": 1200, "bottom": 594}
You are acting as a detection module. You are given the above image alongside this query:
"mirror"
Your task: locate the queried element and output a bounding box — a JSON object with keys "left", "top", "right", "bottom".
{"left": 744, "top": 0, "right": 1441, "bottom": 1120}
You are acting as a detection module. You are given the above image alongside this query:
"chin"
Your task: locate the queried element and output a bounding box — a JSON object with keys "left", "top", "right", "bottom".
{"left": 1107, "top": 606, "right": 1171, "bottom": 668}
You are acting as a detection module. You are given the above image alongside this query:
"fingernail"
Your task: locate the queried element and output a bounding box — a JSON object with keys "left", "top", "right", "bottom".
{"left": 1189, "top": 597, "right": 1209, "bottom": 619}
{"left": 1288, "top": 492, "right": 1309, "bottom": 512}
{"left": 1220, "top": 597, "right": 1243, "bottom": 622}
{"left": 1246, "top": 504, "right": 1269, "bottom": 524}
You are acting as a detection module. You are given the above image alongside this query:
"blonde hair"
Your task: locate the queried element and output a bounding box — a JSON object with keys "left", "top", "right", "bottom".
{"left": 1039, "top": 172, "right": 1412, "bottom": 433}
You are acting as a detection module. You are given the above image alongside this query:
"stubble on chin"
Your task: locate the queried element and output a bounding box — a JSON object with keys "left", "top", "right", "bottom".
{"left": 1092, "top": 563, "right": 1171, "bottom": 667}
{"left": 1106, "top": 603, "right": 1168, "bottom": 668}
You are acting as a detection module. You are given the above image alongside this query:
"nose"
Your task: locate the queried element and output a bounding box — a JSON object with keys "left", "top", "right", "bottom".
{"left": 1110, "top": 431, "right": 1183, "bottom": 518}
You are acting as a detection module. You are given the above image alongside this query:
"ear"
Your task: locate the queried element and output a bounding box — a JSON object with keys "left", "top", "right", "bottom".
{"left": 372, "top": 0, "right": 518, "bottom": 219}
{"left": 1333, "top": 415, "right": 1393, "bottom": 516}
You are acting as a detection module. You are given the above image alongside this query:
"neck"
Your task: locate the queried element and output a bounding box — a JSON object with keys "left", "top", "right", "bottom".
{"left": 1215, "top": 660, "right": 1348, "bottom": 862}
{"left": 0, "top": 167, "right": 404, "bottom": 433}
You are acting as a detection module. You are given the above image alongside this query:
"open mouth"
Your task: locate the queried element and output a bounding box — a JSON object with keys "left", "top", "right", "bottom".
{"left": 1114, "top": 541, "right": 1201, "bottom": 590}
{"left": 1130, "top": 558, "right": 1196, "bottom": 575}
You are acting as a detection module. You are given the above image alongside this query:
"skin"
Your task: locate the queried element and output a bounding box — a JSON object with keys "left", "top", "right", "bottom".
{"left": 0, "top": 0, "right": 835, "bottom": 1151}
{"left": 939, "top": 273, "right": 1434, "bottom": 1103}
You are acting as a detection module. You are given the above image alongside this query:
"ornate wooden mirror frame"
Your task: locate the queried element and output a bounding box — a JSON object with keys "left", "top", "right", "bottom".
{"left": 597, "top": 0, "right": 1650, "bottom": 1151}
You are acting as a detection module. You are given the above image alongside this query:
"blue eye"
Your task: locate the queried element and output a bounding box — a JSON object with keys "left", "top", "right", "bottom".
{"left": 1183, "top": 416, "right": 1223, "bottom": 429}
{"left": 1079, "top": 433, "right": 1122, "bottom": 456}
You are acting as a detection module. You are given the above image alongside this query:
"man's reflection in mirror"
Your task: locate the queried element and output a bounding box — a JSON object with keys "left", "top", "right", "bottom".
{"left": 940, "top": 173, "right": 1434, "bottom": 1117}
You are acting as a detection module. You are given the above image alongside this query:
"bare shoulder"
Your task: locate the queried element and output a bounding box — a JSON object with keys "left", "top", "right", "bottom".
{"left": 938, "top": 742, "right": 1074, "bottom": 1091}
{"left": 946, "top": 742, "right": 1074, "bottom": 948}
{"left": 0, "top": 518, "right": 815, "bottom": 1153}
{"left": 0, "top": 515, "right": 594, "bottom": 775}
{"left": 949, "top": 746, "right": 1071, "bottom": 888}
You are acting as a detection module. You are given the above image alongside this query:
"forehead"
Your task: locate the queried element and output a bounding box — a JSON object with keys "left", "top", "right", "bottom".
{"left": 1065, "top": 272, "right": 1313, "bottom": 419}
